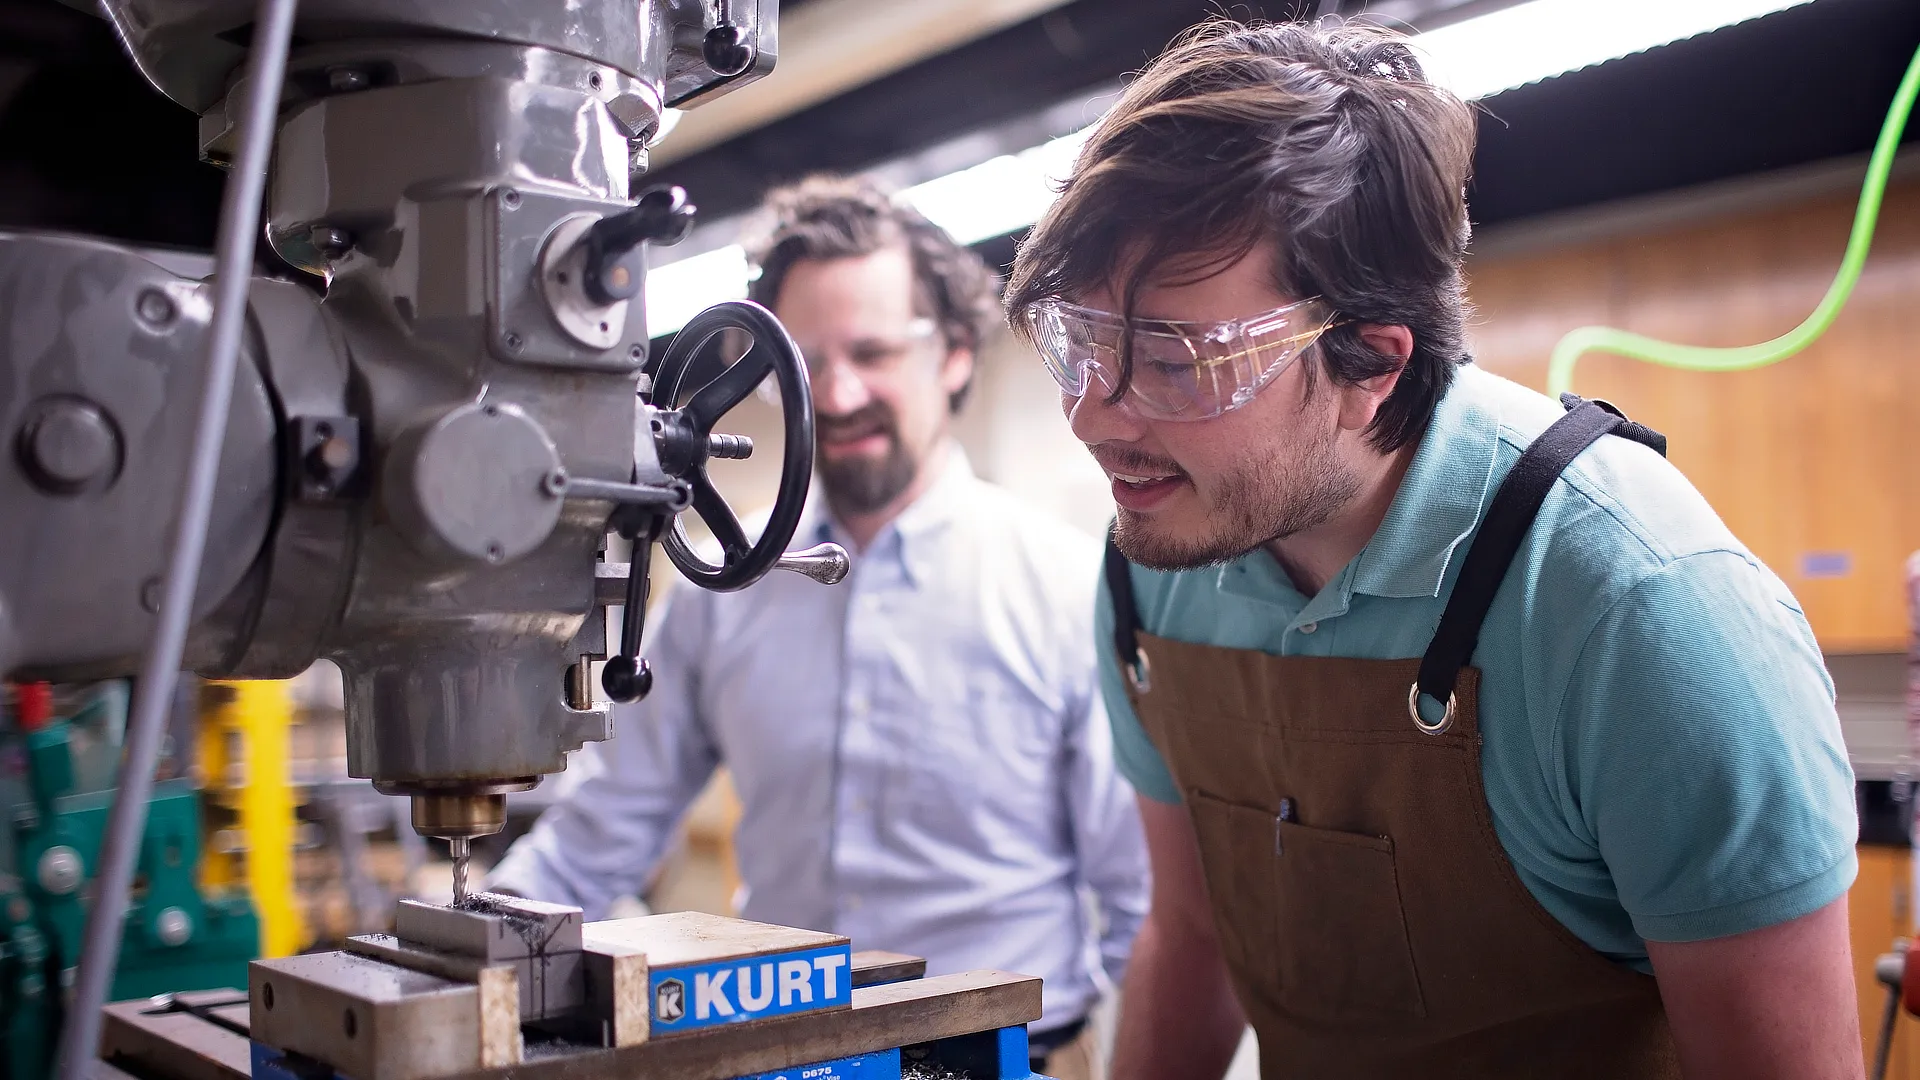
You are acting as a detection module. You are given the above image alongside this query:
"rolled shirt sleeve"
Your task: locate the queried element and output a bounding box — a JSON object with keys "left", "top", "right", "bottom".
{"left": 1558, "top": 550, "right": 1859, "bottom": 943}
{"left": 1094, "top": 561, "right": 1183, "bottom": 805}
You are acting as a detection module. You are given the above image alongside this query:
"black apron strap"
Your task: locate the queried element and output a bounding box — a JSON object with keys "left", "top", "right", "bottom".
{"left": 1563, "top": 393, "right": 1668, "bottom": 457}
{"left": 1104, "top": 525, "right": 1151, "bottom": 692}
{"left": 1412, "top": 396, "right": 1667, "bottom": 730}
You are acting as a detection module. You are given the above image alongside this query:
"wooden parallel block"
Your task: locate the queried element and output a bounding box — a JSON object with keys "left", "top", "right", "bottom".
{"left": 580, "top": 911, "right": 848, "bottom": 967}
{"left": 581, "top": 939, "right": 650, "bottom": 1048}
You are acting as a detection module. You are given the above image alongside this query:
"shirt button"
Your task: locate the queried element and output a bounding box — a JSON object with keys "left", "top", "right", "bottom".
{"left": 1299, "top": 622, "right": 1318, "bottom": 634}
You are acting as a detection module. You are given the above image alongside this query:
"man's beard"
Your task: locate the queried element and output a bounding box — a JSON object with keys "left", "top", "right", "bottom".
{"left": 817, "top": 402, "right": 919, "bottom": 517}
{"left": 1112, "top": 421, "right": 1358, "bottom": 572}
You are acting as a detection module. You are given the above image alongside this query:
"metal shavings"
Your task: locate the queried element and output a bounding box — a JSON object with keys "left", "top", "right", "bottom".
{"left": 900, "top": 1066, "right": 971, "bottom": 1080}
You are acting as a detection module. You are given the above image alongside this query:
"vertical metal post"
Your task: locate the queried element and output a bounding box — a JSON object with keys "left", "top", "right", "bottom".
{"left": 56, "top": 1, "right": 299, "bottom": 1075}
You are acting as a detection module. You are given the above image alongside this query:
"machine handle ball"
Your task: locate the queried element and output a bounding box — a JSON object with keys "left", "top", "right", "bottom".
{"left": 601, "top": 655, "right": 654, "bottom": 704}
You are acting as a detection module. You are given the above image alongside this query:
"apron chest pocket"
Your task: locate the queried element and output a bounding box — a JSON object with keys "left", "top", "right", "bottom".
{"left": 1187, "top": 792, "right": 1426, "bottom": 1023}
{"left": 1273, "top": 818, "right": 1425, "bottom": 1022}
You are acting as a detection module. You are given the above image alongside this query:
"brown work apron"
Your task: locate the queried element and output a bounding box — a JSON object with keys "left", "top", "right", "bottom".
{"left": 1107, "top": 397, "right": 1680, "bottom": 1079}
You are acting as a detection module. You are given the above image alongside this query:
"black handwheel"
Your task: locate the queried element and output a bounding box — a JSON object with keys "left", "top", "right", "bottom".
{"left": 649, "top": 300, "right": 813, "bottom": 592}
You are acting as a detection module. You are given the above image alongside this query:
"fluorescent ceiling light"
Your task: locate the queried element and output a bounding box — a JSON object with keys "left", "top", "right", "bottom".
{"left": 644, "top": 127, "right": 1091, "bottom": 335}
{"left": 1415, "top": 0, "right": 1817, "bottom": 101}
{"left": 899, "top": 126, "right": 1091, "bottom": 246}
{"left": 644, "top": 244, "right": 749, "bottom": 338}
{"left": 644, "top": 0, "right": 1817, "bottom": 336}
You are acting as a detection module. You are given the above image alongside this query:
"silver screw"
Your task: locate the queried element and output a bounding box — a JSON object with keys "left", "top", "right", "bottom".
{"left": 485, "top": 542, "right": 505, "bottom": 564}
{"left": 502, "top": 189, "right": 522, "bottom": 210}
{"left": 540, "top": 468, "right": 570, "bottom": 498}
{"left": 155, "top": 907, "right": 192, "bottom": 947}
{"left": 134, "top": 288, "right": 176, "bottom": 328}
{"left": 503, "top": 332, "right": 524, "bottom": 352}
{"left": 36, "top": 846, "right": 82, "bottom": 895}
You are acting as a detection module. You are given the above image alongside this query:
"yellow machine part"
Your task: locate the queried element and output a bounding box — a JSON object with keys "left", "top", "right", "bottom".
{"left": 198, "top": 679, "right": 306, "bottom": 957}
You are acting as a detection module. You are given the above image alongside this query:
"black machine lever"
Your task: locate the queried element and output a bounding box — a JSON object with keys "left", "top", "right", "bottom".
{"left": 581, "top": 186, "right": 697, "bottom": 306}
{"left": 601, "top": 515, "right": 665, "bottom": 704}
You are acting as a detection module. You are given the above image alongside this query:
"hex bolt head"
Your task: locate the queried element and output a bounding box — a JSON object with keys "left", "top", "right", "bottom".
{"left": 36, "top": 846, "right": 82, "bottom": 895}
{"left": 155, "top": 906, "right": 192, "bottom": 947}
{"left": 19, "top": 398, "right": 119, "bottom": 494}
{"left": 134, "top": 288, "right": 176, "bottom": 328}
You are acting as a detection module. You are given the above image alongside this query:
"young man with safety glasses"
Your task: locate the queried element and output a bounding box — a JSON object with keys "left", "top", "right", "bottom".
{"left": 1006, "top": 19, "right": 1861, "bottom": 1080}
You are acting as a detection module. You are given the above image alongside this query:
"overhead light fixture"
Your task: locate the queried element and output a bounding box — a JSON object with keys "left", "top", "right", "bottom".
{"left": 643, "top": 244, "right": 749, "bottom": 340}
{"left": 899, "top": 126, "right": 1092, "bottom": 246}
{"left": 644, "top": 127, "right": 1091, "bottom": 335}
{"left": 644, "top": 0, "right": 1818, "bottom": 337}
{"left": 1414, "top": 0, "right": 1818, "bottom": 101}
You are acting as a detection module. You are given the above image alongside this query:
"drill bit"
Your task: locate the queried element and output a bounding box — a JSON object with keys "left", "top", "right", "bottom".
{"left": 449, "top": 836, "right": 470, "bottom": 907}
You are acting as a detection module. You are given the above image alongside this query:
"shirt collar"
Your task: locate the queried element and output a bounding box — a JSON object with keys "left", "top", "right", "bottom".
{"left": 808, "top": 443, "right": 976, "bottom": 590}
{"left": 1345, "top": 363, "right": 1501, "bottom": 599}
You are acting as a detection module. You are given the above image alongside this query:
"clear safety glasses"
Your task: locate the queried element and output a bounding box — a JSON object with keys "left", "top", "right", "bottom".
{"left": 1025, "top": 296, "right": 1341, "bottom": 422}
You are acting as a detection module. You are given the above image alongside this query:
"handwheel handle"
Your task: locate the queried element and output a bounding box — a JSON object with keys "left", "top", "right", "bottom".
{"left": 649, "top": 301, "right": 815, "bottom": 593}
{"left": 775, "top": 543, "right": 850, "bottom": 585}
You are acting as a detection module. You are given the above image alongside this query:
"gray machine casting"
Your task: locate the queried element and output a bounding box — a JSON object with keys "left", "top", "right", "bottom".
{"left": 0, "top": 0, "right": 841, "bottom": 846}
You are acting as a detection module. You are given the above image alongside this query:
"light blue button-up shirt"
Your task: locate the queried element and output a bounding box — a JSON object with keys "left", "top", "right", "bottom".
{"left": 491, "top": 449, "right": 1149, "bottom": 1031}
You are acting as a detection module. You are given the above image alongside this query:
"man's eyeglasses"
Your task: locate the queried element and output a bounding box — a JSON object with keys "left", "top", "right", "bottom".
{"left": 1025, "top": 296, "right": 1342, "bottom": 422}
{"left": 800, "top": 318, "right": 941, "bottom": 381}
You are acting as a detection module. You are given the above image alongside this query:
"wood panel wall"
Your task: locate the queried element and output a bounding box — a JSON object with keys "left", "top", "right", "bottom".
{"left": 1466, "top": 176, "right": 1920, "bottom": 652}
{"left": 1851, "top": 845, "right": 1919, "bottom": 1077}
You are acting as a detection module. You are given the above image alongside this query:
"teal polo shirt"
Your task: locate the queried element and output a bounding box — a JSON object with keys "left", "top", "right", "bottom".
{"left": 1099, "top": 364, "right": 1858, "bottom": 965}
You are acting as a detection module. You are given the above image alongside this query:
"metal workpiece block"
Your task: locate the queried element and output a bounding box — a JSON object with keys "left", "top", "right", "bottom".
{"left": 346, "top": 932, "right": 587, "bottom": 1027}
{"left": 250, "top": 952, "right": 521, "bottom": 1080}
{"left": 395, "top": 897, "right": 583, "bottom": 960}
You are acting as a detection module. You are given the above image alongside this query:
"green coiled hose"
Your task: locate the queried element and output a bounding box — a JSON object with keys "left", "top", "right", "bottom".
{"left": 1545, "top": 40, "right": 1920, "bottom": 398}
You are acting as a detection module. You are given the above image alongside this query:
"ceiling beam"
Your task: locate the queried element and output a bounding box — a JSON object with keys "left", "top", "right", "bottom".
{"left": 651, "top": 0, "right": 1076, "bottom": 166}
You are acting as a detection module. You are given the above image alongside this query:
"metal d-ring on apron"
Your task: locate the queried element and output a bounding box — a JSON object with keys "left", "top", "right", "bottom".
{"left": 1105, "top": 394, "right": 1674, "bottom": 1079}
{"left": 1407, "top": 395, "right": 1667, "bottom": 735}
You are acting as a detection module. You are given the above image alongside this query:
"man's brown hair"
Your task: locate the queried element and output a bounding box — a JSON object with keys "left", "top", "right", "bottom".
{"left": 744, "top": 174, "right": 1000, "bottom": 412}
{"left": 1006, "top": 19, "right": 1477, "bottom": 450}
